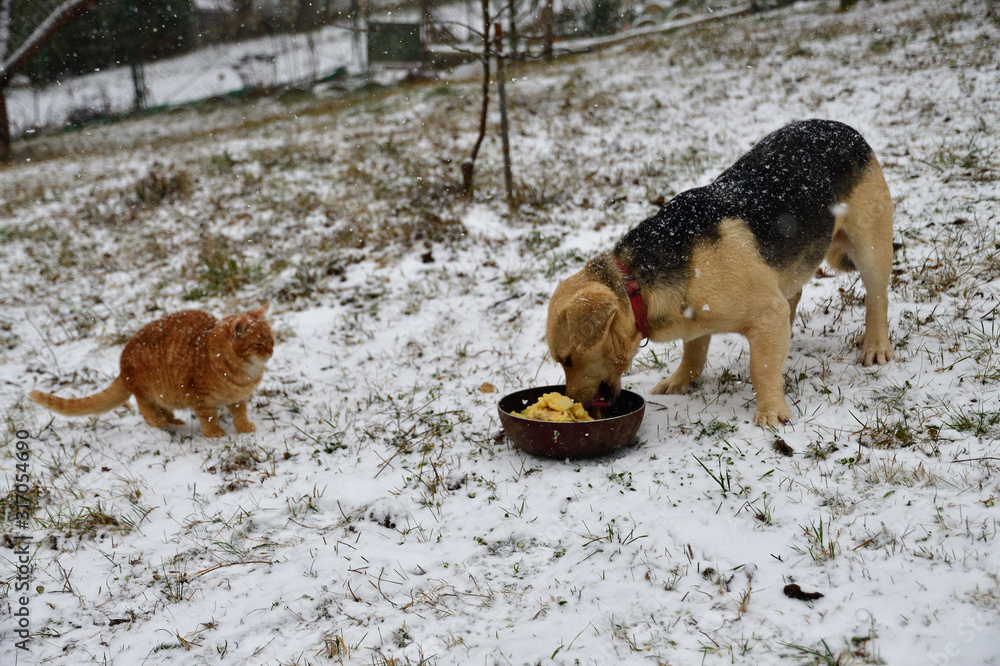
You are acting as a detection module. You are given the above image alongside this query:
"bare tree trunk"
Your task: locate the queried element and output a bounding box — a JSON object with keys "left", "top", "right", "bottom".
{"left": 130, "top": 58, "right": 147, "bottom": 113}
{"left": 0, "top": 92, "right": 8, "bottom": 161}
{"left": 421, "top": 0, "right": 431, "bottom": 67}
{"left": 0, "top": 0, "right": 100, "bottom": 161}
{"left": 350, "top": 0, "right": 362, "bottom": 71}
{"left": 295, "top": 0, "right": 322, "bottom": 32}
{"left": 494, "top": 23, "right": 512, "bottom": 200}
{"left": 232, "top": 0, "right": 253, "bottom": 38}
{"left": 542, "top": 0, "right": 553, "bottom": 60}
{"left": 507, "top": 0, "right": 517, "bottom": 57}
{"left": 462, "top": 0, "right": 491, "bottom": 195}
{"left": 0, "top": 0, "right": 10, "bottom": 157}
{"left": 0, "top": 0, "right": 12, "bottom": 62}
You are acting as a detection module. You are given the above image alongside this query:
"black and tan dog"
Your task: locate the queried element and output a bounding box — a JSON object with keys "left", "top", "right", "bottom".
{"left": 546, "top": 119, "right": 894, "bottom": 427}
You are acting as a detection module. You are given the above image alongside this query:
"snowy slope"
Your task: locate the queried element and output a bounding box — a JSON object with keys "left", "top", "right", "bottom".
{"left": 1, "top": 0, "right": 998, "bottom": 664}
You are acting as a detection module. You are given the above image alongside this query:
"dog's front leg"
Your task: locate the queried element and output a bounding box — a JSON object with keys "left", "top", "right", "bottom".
{"left": 652, "top": 335, "right": 711, "bottom": 395}
{"left": 745, "top": 310, "right": 792, "bottom": 428}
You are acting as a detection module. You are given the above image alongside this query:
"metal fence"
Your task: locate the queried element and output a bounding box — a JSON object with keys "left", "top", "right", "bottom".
{"left": 6, "top": 20, "right": 362, "bottom": 139}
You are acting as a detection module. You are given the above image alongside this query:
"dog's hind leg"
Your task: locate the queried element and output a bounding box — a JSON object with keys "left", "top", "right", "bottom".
{"left": 787, "top": 289, "right": 802, "bottom": 328}
{"left": 837, "top": 159, "right": 895, "bottom": 366}
{"left": 653, "top": 335, "right": 711, "bottom": 395}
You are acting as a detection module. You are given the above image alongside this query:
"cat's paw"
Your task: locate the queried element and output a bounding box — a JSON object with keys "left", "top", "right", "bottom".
{"left": 235, "top": 422, "right": 257, "bottom": 434}
{"left": 201, "top": 425, "right": 227, "bottom": 438}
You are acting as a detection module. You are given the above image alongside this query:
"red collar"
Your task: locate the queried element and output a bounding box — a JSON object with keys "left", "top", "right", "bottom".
{"left": 613, "top": 256, "right": 650, "bottom": 341}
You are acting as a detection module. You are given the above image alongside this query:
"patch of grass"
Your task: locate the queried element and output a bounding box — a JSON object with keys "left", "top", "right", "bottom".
{"left": 209, "top": 442, "right": 271, "bottom": 478}
{"left": 156, "top": 563, "right": 192, "bottom": 604}
{"left": 967, "top": 319, "right": 1000, "bottom": 384}
{"left": 296, "top": 413, "right": 350, "bottom": 457}
{"left": 275, "top": 262, "right": 322, "bottom": 304}
{"left": 780, "top": 638, "right": 850, "bottom": 665}
{"left": 694, "top": 417, "right": 739, "bottom": 441}
{"left": 921, "top": 127, "right": 998, "bottom": 181}
{"left": 184, "top": 243, "right": 263, "bottom": 301}
{"left": 0, "top": 317, "right": 20, "bottom": 350}
{"left": 317, "top": 632, "right": 353, "bottom": 661}
{"left": 804, "top": 441, "right": 839, "bottom": 461}
{"left": 512, "top": 171, "right": 564, "bottom": 210}
{"left": 867, "top": 36, "right": 901, "bottom": 56}
{"left": 860, "top": 417, "right": 917, "bottom": 449}
{"left": 751, "top": 493, "right": 773, "bottom": 525}
{"left": 865, "top": 455, "right": 936, "bottom": 487}
{"left": 0, "top": 483, "right": 45, "bottom": 522}
{"left": 326, "top": 207, "right": 467, "bottom": 260}
{"left": 785, "top": 41, "right": 816, "bottom": 58}
{"left": 582, "top": 517, "right": 647, "bottom": 556}
{"left": 523, "top": 231, "right": 562, "bottom": 255}
{"left": 205, "top": 150, "right": 239, "bottom": 176}
{"left": 286, "top": 486, "right": 325, "bottom": 520}
{"left": 543, "top": 248, "right": 587, "bottom": 278}
{"left": 692, "top": 453, "right": 732, "bottom": 494}
{"left": 794, "top": 515, "right": 839, "bottom": 563}
{"left": 131, "top": 166, "right": 192, "bottom": 207}
{"left": 940, "top": 404, "right": 1000, "bottom": 437}
{"left": 851, "top": 382, "right": 926, "bottom": 449}
{"left": 906, "top": 212, "right": 999, "bottom": 301}
{"left": 0, "top": 180, "right": 58, "bottom": 218}
{"left": 38, "top": 502, "right": 129, "bottom": 538}
{"left": 719, "top": 367, "right": 749, "bottom": 395}
{"left": 631, "top": 347, "right": 670, "bottom": 373}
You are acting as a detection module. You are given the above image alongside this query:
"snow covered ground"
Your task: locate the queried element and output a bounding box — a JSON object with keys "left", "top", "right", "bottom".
{"left": 1, "top": 0, "right": 999, "bottom": 664}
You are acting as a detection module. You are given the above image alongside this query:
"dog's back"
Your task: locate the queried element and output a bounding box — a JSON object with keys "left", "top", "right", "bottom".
{"left": 616, "top": 119, "right": 878, "bottom": 284}
{"left": 555, "top": 119, "right": 893, "bottom": 427}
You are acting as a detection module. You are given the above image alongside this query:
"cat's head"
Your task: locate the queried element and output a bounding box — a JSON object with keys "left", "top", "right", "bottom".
{"left": 227, "top": 304, "right": 274, "bottom": 363}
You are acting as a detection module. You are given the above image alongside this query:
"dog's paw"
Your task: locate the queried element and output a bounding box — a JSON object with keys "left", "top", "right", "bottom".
{"left": 753, "top": 405, "right": 791, "bottom": 429}
{"left": 652, "top": 375, "right": 696, "bottom": 395}
{"left": 861, "top": 344, "right": 894, "bottom": 367}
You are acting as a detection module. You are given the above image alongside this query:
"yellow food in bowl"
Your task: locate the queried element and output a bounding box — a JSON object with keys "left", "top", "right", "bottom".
{"left": 515, "top": 392, "right": 594, "bottom": 422}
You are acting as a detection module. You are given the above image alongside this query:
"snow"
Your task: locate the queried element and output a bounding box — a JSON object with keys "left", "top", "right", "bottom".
{"left": 5, "top": 22, "right": 359, "bottom": 137}
{"left": 1, "top": 0, "right": 999, "bottom": 664}
{"left": 4, "top": 1, "right": 749, "bottom": 140}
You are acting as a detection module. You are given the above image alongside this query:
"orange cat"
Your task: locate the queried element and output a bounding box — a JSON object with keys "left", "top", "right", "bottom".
{"left": 30, "top": 305, "right": 273, "bottom": 438}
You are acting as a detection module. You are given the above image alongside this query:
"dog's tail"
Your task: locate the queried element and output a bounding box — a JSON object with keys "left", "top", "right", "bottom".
{"left": 826, "top": 241, "right": 903, "bottom": 274}
{"left": 30, "top": 377, "right": 131, "bottom": 417}
{"left": 825, "top": 245, "right": 857, "bottom": 273}
{"left": 826, "top": 198, "right": 902, "bottom": 273}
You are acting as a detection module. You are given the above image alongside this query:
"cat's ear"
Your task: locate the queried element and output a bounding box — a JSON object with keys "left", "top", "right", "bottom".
{"left": 232, "top": 315, "right": 251, "bottom": 338}
{"left": 254, "top": 303, "right": 270, "bottom": 317}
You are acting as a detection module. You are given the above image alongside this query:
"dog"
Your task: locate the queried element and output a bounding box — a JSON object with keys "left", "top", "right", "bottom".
{"left": 546, "top": 119, "right": 894, "bottom": 427}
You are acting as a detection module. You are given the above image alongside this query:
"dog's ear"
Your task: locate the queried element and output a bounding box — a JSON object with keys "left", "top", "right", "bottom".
{"left": 558, "top": 284, "right": 620, "bottom": 352}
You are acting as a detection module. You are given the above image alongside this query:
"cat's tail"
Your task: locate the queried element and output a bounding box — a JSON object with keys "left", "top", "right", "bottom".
{"left": 30, "top": 377, "right": 131, "bottom": 417}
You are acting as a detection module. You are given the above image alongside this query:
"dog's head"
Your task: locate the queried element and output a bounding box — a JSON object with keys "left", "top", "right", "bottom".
{"left": 546, "top": 270, "right": 643, "bottom": 410}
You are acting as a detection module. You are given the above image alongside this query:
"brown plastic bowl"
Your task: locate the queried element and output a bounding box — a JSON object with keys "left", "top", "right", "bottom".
{"left": 498, "top": 385, "right": 645, "bottom": 459}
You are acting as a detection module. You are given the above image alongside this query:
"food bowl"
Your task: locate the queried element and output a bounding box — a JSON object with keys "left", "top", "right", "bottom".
{"left": 498, "top": 384, "right": 645, "bottom": 459}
